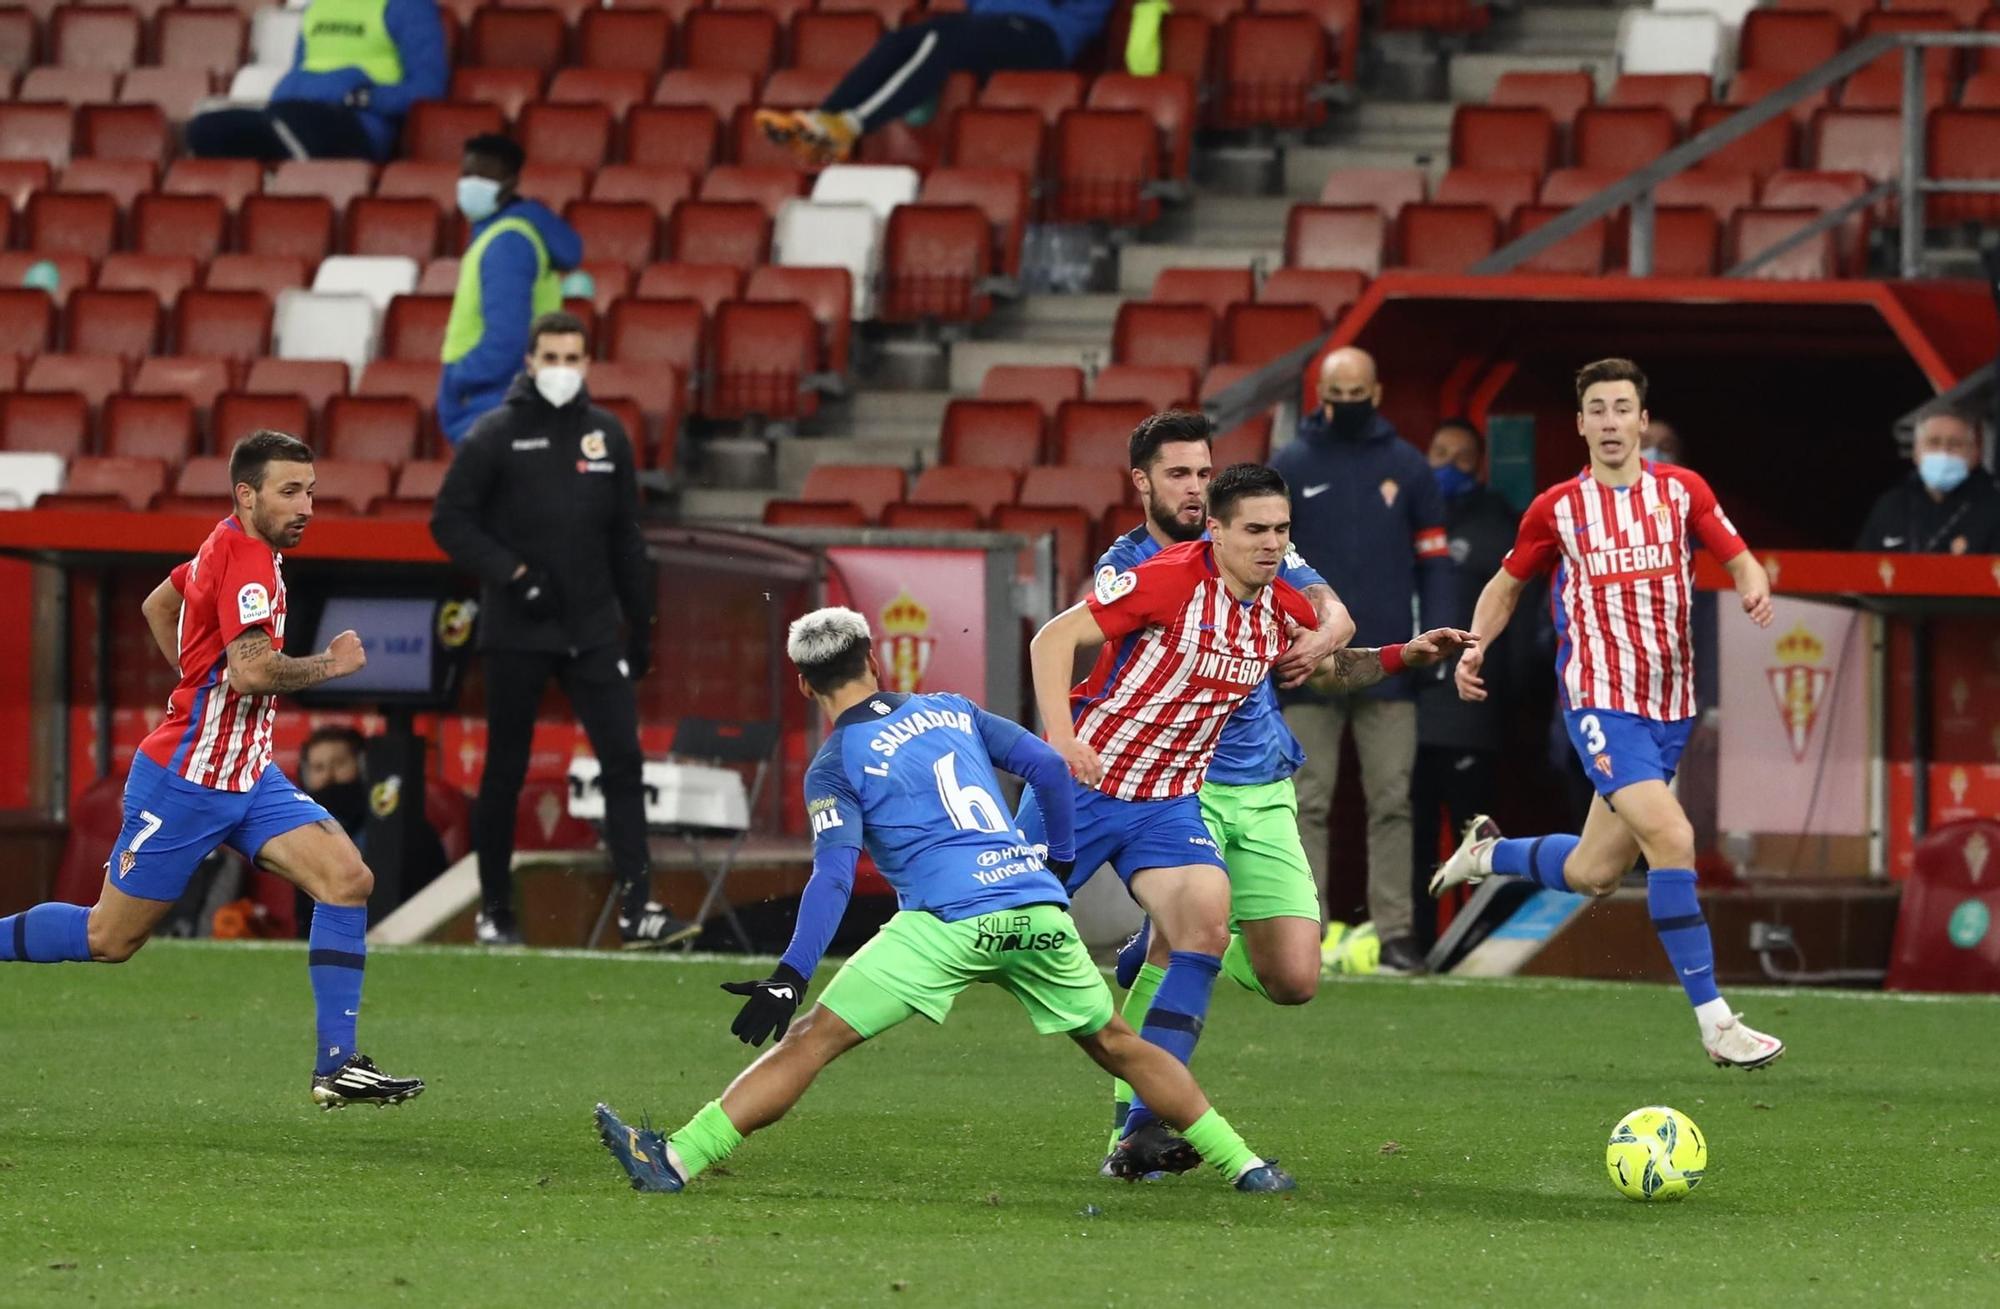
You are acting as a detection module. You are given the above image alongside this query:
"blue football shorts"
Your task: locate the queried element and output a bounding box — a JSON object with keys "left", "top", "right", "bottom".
{"left": 1562, "top": 706, "right": 1695, "bottom": 802}
{"left": 108, "top": 754, "right": 334, "bottom": 902}
{"left": 1014, "top": 778, "right": 1225, "bottom": 893}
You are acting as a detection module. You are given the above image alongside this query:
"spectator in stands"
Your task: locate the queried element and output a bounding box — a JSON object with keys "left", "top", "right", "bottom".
{"left": 754, "top": 0, "right": 1116, "bottom": 166}
{"left": 1641, "top": 418, "right": 1682, "bottom": 465}
{"left": 186, "top": 0, "right": 448, "bottom": 162}
{"left": 1411, "top": 419, "right": 1518, "bottom": 953}
{"left": 1857, "top": 403, "right": 2000, "bottom": 554}
{"left": 295, "top": 725, "right": 446, "bottom": 926}
{"left": 439, "top": 135, "right": 585, "bottom": 446}
{"left": 1272, "top": 347, "right": 1452, "bottom": 976}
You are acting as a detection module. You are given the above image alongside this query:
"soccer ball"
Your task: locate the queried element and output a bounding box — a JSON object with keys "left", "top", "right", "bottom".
{"left": 1605, "top": 1105, "right": 1707, "bottom": 1201}
{"left": 1319, "top": 921, "right": 1380, "bottom": 977}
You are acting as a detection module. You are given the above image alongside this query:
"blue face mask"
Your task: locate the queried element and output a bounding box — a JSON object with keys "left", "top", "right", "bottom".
{"left": 1918, "top": 451, "right": 1971, "bottom": 495}
{"left": 1432, "top": 464, "right": 1478, "bottom": 500}
{"left": 457, "top": 175, "right": 503, "bottom": 223}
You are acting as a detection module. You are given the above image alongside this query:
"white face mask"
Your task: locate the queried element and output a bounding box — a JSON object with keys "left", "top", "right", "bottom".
{"left": 457, "top": 175, "right": 502, "bottom": 222}
{"left": 534, "top": 365, "right": 584, "bottom": 408}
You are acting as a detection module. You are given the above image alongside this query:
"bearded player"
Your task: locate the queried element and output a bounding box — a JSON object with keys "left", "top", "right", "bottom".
{"left": 1021, "top": 462, "right": 1474, "bottom": 1176}
{"left": 0, "top": 431, "right": 426, "bottom": 1108}
{"left": 1429, "top": 358, "right": 1783, "bottom": 1071}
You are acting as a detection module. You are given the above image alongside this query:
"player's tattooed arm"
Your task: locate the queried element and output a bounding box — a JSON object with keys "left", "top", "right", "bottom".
{"left": 141, "top": 577, "right": 184, "bottom": 670}
{"left": 1308, "top": 629, "right": 1477, "bottom": 693}
{"left": 1306, "top": 645, "right": 1389, "bottom": 693}
{"left": 1274, "top": 583, "right": 1357, "bottom": 689}
{"left": 226, "top": 628, "right": 366, "bottom": 694}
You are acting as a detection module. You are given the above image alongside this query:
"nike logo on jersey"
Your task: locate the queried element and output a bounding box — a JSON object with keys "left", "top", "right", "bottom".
{"left": 1302, "top": 484, "right": 1331, "bottom": 499}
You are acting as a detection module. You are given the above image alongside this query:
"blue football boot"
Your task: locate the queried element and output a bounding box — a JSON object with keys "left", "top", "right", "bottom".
{"left": 595, "top": 1102, "right": 687, "bottom": 1193}
{"left": 1114, "top": 919, "right": 1152, "bottom": 990}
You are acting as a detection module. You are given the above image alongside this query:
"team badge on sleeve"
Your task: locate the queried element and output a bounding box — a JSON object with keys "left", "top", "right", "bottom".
{"left": 237, "top": 582, "right": 271, "bottom": 625}
{"left": 580, "top": 431, "right": 608, "bottom": 460}
{"left": 1094, "top": 566, "right": 1138, "bottom": 605}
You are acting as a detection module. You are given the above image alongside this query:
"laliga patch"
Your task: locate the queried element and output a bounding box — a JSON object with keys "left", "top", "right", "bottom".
{"left": 236, "top": 582, "right": 272, "bottom": 625}
{"left": 580, "top": 430, "right": 608, "bottom": 460}
{"left": 1093, "top": 566, "right": 1138, "bottom": 606}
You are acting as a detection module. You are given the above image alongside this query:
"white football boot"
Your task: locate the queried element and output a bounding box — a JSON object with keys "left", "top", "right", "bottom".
{"left": 1427, "top": 814, "right": 1502, "bottom": 898}
{"left": 1704, "top": 1013, "right": 1785, "bottom": 1070}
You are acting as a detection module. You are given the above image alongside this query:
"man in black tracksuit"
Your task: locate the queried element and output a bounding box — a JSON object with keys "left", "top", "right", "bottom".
{"left": 1855, "top": 404, "right": 2000, "bottom": 555}
{"left": 1270, "top": 347, "right": 1452, "bottom": 975}
{"left": 430, "top": 310, "right": 693, "bottom": 949}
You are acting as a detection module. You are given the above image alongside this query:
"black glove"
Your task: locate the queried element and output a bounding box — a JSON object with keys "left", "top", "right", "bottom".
{"left": 625, "top": 620, "right": 655, "bottom": 681}
{"left": 720, "top": 963, "right": 806, "bottom": 1047}
{"left": 507, "top": 567, "right": 558, "bottom": 622}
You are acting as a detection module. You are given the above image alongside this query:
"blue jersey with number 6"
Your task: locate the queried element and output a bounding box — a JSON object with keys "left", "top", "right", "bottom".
{"left": 804, "top": 691, "right": 1068, "bottom": 922}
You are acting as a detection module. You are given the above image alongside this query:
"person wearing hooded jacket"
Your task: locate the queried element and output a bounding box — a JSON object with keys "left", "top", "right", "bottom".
{"left": 429, "top": 311, "right": 693, "bottom": 951}
{"left": 1855, "top": 404, "right": 2000, "bottom": 555}
{"left": 1269, "top": 347, "right": 1453, "bottom": 976}
{"left": 439, "top": 133, "right": 585, "bottom": 445}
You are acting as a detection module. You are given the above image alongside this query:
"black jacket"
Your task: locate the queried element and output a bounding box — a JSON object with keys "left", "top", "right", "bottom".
{"left": 430, "top": 373, "right": 652, "bottom": 654}
{"left": 1270, "top": 408, "right": 1453, "bottom": 703}
{"left": 1855, "top": 467, "right": 2000, "bottom": 555}
{"left": 1416, "top": 483, "right": 1523, "bottom": 752}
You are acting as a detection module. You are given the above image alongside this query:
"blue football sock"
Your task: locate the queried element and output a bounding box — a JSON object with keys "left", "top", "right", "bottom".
{"left": 307, "top": 903, "right": 368, "bottom": 1075}
{"left": 1123, "top": 949, "right": 1221, "bottom": 1136}
{"left": 1491, "top": 835, "right": 1579, "bottom": 892}
{"left": 1647, "top": 868, "right": 1721, "bottom": 1007}
{"left": 0, "top": 903, "right": 93, "bottom": 963}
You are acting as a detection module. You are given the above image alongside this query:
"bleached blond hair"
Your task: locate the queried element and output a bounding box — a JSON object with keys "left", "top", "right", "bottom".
{"left": 787, "top": 607, "right": 873, "bottom": 692}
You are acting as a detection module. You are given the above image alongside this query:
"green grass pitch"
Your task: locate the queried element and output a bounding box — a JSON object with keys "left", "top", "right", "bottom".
{"left": 3, "top": 943, "right": 1997, "bottom": 1307}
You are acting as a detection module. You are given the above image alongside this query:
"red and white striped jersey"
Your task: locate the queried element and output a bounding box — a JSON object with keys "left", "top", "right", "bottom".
{"left": 1073, "top": 539, "right": 1318, "bottom": 801}
{"left": 1503, "top": 463, "right": 1747, "bottom": 722}
{"left": 138, "top": 516, "right": 288, "bottom": 792}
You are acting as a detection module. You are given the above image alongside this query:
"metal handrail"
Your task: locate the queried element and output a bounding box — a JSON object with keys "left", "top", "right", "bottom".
{"left": 1474, "top": 32, "right": 2000, "bottom": 280}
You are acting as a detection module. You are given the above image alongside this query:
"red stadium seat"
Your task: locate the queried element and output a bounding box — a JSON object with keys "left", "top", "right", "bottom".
{"left": 590, "top": 165, "right": 695, "bottom": 219}
{"left": 858, "top": 71, "right": 974, "bottom": 171}
{"left": 1809, "top": 108, "right": 1899, "bottom": 187}
{"left": 355, "top": 361, "right": 442, "bottom": 414}
{"left": 1112, "top": 301, "right": 1215, "bottom": 372}
{"left": 1646, "top": 206, "right": 1722, "bottom": 277}
{"left": 1260, "top": 0, "right": 1362, "bottom": 84}
{"left": 1507, "top": 205, "right": 1608, "bottom": 275}
{"left": 1981, "top": 9, "right": 2000, "bottom": 74}
{"left": 878, "top": 203, "right": 992, "bottom": 322}
{"left": 577, "top": 7, "right": 672, "bottom": 72}
{"left": 791, "top": 11, "right": 881, "bottom": 71}
{"left": 716, "top": 0, "right": 811, "bottom": 24}
{"left": 1449, "top": 105, "right": 1557, "bottom": 179}
{"left": 681, "top": 10, "right": 778, "bottom": 76}
{"left": 68, "top": 288, "right": 161, "bottom": 358}
{"left": 818, "top": 0, "right": 905, "bottom": 24}
{"left": 1926, "top": 109, "right": 2000, "bottom": 224}
{"left": 244, "top": 358, "right": 348, "bottom": 412}
{"left": 128, "top": 193, "right": 224, "bottom": 262}
{"left": 102, "top": 393, "right": 196, "bottom": 465}
{"left": 1739, "top": 10, "right": 1845, "bottom": 76}
{"left": 1725, "top": 68, "right": 1829, "bottom": 127}
{"left": 1573, "top": 106, "right": 1678, "bottom": 173}
{"left": 746, "top": 265, "right": 852, "bottom": 376}
{"left": 1052, "top": 108, "right": 1161, "bottom": 225}
{"left": 24, "top": 191, "right": 117, "bottom": 260}
{"left": 0, "top": 160, "right": 52, "bottom": 212}
{"left": 1538, "top": 167, "right": 1624, "bottom": 208}
{"left": 1846, "top": 11, "right": 1955, "bottom": 105}
{"left": 76, "top": 104, "right": 167, "bottom": 161}
{"left": 1088, "top": 72, "right": 1197, "bottom": 186}
{"left": 172, "top": 455, "right": 232, "bottom": 500}
{"left": 1151, "top": 267, "right": 1255, "bottom": 320}
{"left": 157, "top": 6, "right": 246, "bottom": 78}
{"left": 132, "top": 356, "right": 233, "bottom": 414}
{"left": 1396, "top": 203, "right": 1501, "bottom": 272}
{"left": 1760, "top": 168, "right": 1872, "bottom": 271}
{"left": 763, "top": 499, "right": 868, "bottom": 527}
{"left": 518, "top": 163, "right": 588, "bottom": 213}
{"left": 706, "top": 299, "right": 820, "bottom": 420}
{"left": 565, "top": 200, "right": 661, "bottom": 269}
{"left": 584, "top": 362, "right": 684, "bottom": 454}
{"left": 732, "top": 76, "right": 841, "bottom": 170}
{"left": 401, "top": 101, "right": 507, "bottom": 164}
{"left": 50, "top": 455, "right": 166, "bottom": 511}
{"left": 51, "top": 4, "right": 141, "bottom": 71}
{"left": 979, "top": 365, "right": 1081, "bottom": 417}
{"left": 20, "top": 69, "right": 118, "bottom": 108}
{"left": 99, "top": 253, "right": 198, "bottom": 307}
{"left": 1285, "top": 204, "right": 1387, "bottom": 275}
{"left": 636, "top": 262, "right": 741, "bottom": 314}
{"left": 992, "top": 503, "right": 1092, "bottom": 596}
{"left": 0, "top": 256, "right": 81, "bottom": 316}
{"left": 174, "top": 289, "right": 273, "bottom": 360}
{"left": 947, "top": 108, "right": 1045, "bottom": 182}
{"left": 1607, "top": 74, "right": 1712, "bottom": 130}
{"left": 343, "top": 196, "right": 441, "bottom": 260}
{"left": 1653, "top": 168, "right": 1757, "bottom": 224}
{"left": 1053, "top": 399, "right": 1152, "bottom": 467}
{"left": 941, "top": 398, "right": 1047, "bottom": 466}
{"left": 981, "top": 71, "right": 1084, "bottom": 126}
{"left": 1222, "top": 301, "right": 1324, "bottom": 366}
{"left": 1727, "top": 206, "right": 1836, "bottom": 278}
{"left": 213, "top": 391, "right": 313, "bottom": 447}
{"left": 0, "top": 103, "right": 75, "bottom": 168}
{"left": 1960, "top": 70, "right": 2000, "bottom": 107}
{"left": 1259, "top": 266, "right": 1365, "bottom": 322}
{"left": 653, "top": 68, "right": 756, "bottom": 121}
{"left": 395, "top": 459, "right": 450, "bottom": 499}
{"left": 1091, "top": 363, "right": 1196, "bottom": 411}
{"left": 625, "top": 106, "right": 720, "bottom": 173}
{"left": 376, "top": 161, "right": 459, "bottom": 212}
{"left": 1838, "top": 67, "right": 1949, "bottom": 111}
{"left": 700, "top": 166, "right": 806, "bottom": 218}
{"left": 607, "top": 298, "right": 704, "bottom": 378}
{"left": 666, "top": 200, "right": 771, "bottom": 270}
{"left": 0, "top": 9, "right": 35, "bottom": 76}
{"left": 205, "top": 254, "right": 309, "bottom": 298}
{"left": 1780, "top": 0, "right": 1871, "bottom": 27}
{"left": 119, "top": 68, "right": 216, "bottom": 123}
{"left": 519, "top": 101, "right": 614, "bottom": 169}
{"left": 1319, "top": 167, "right": 1427, "bottom": 220}
{"left": 311, "top": 458, "right": 393, "bottom": 514}
{"left": 1018, "top": 464, "right": 1128, "bottom": 519}
{"left": 382, "top": 295, "right": 453, "bottom": 362}
{"left": 325, "top": 394, "right": 423, "bottom": 463}
{"left": 1435, "top": 167, "right": 1536, "bottom": 222}
{"left": 797, "top": 463, "right": 903, "bottom": 522}
{"left": 162, "top": 159, "right": 261, "bottom": 214}
{"left": 57, "top": 158, "right": 154, "bottom": 214}
{"left": 919, "top": 168, "right": 1029, "bottom": 279}
{"left": 547, "top": 67, "right": 652, "bottom": 121}
{"left": 0, "top": 391, "right": 90, "bottom": 458}
{"left": 1692, "top": 103, "right": 1797, "bottom": 181}
{"left": 449, "top": 66, "right": 543, "bottom": 122}
{"left": 882, "top": 501, "right": 983, "bottom": 531}
{"left": 1492, "top": 71, "right": 1593, "bottom": 134}
{"left": 1216, "top": 13, "right": 1327, "bottom": 131}
{"left": 239, "top": 194, "right": 335, "bottom": 263}
{"left": 908, "top": 465, "right": 1019, "bottom": 523}
{"left": 467, "top": 7, "right": 567, "bottom": 72}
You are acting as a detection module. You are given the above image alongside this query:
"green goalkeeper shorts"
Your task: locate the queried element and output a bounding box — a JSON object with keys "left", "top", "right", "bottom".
{"left": 1199, "top": 778, "right": 1321, "bottom": 928}
{"left": 819, "top": 905, "right": 1116, "bottom": 1040}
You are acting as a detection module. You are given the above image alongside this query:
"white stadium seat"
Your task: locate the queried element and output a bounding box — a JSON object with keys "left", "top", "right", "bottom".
{"left": 311, "top": 255, "right": 419, "bottom": 313}
{"left": 1617, "top": 10, "right": 1729, "bottom": 79}
{"left": 274, "top": 290, "right": 378, "bottom": 374}
{"left": 0, "top": 453, "right": 66, "bottom": 509}
{"left": 250, "top": 9, "right": 304, "bottom": 71}
{"left": 225, "top": 65, "right": 285, "bottom": 107}
{"left": 774, "top": 199, "right": 882, "bottom": 320}
{"left": 810, "top": 165, "right": 922, "bottom": 227}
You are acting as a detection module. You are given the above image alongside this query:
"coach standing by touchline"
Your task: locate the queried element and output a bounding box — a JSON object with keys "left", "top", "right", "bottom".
{"left": 430, "top": 311, "right": 694, "bottom": 950}
{"left": 1271, "top": 347, "right": 1453, "bottom": 977}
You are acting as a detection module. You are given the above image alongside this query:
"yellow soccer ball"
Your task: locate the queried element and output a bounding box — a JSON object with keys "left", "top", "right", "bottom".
{"left": 1319, "top": 920, "right": 1379, "bottom": 977}
{"left": 1606, "top": 1106, "right": 1708, "bottom": 1201}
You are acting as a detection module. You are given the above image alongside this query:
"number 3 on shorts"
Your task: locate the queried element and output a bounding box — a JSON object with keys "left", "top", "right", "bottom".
{"left": 121, "top": 810, "right": 163, "bottom": 878}
{"left": 1579, "top": 714, "right": 1607, "bottom": 756}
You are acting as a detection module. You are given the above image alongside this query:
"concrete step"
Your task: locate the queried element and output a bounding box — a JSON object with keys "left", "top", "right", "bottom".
{"left": 982, "top": 293, "right": 1123, "bottom": 344}
{"left": 1505, "top": 4, "right": 1631, "bottom": 43}
{"left": 1347, "top": 100, "right": 1459, "bottom": 134}
{"left": 1117, "top": 243, "right": 1282, "bottom": 296}
{"left": 948, "top": 338, "right": 1109, "bottom": 394}
{"left": 846, "top": 388, "right": 953, "bottom": 425}
{"left": 1284, "top": 145, "right": 1449, "bottom": 197}
{"left": 680, "top": 487, "right": 773, "bottom": 522}
{"left": 1447, "top": 51, "right": 1617, "bottom": 103}
{"left": 774, "top": 433, "right": 931, "bottom": 491}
